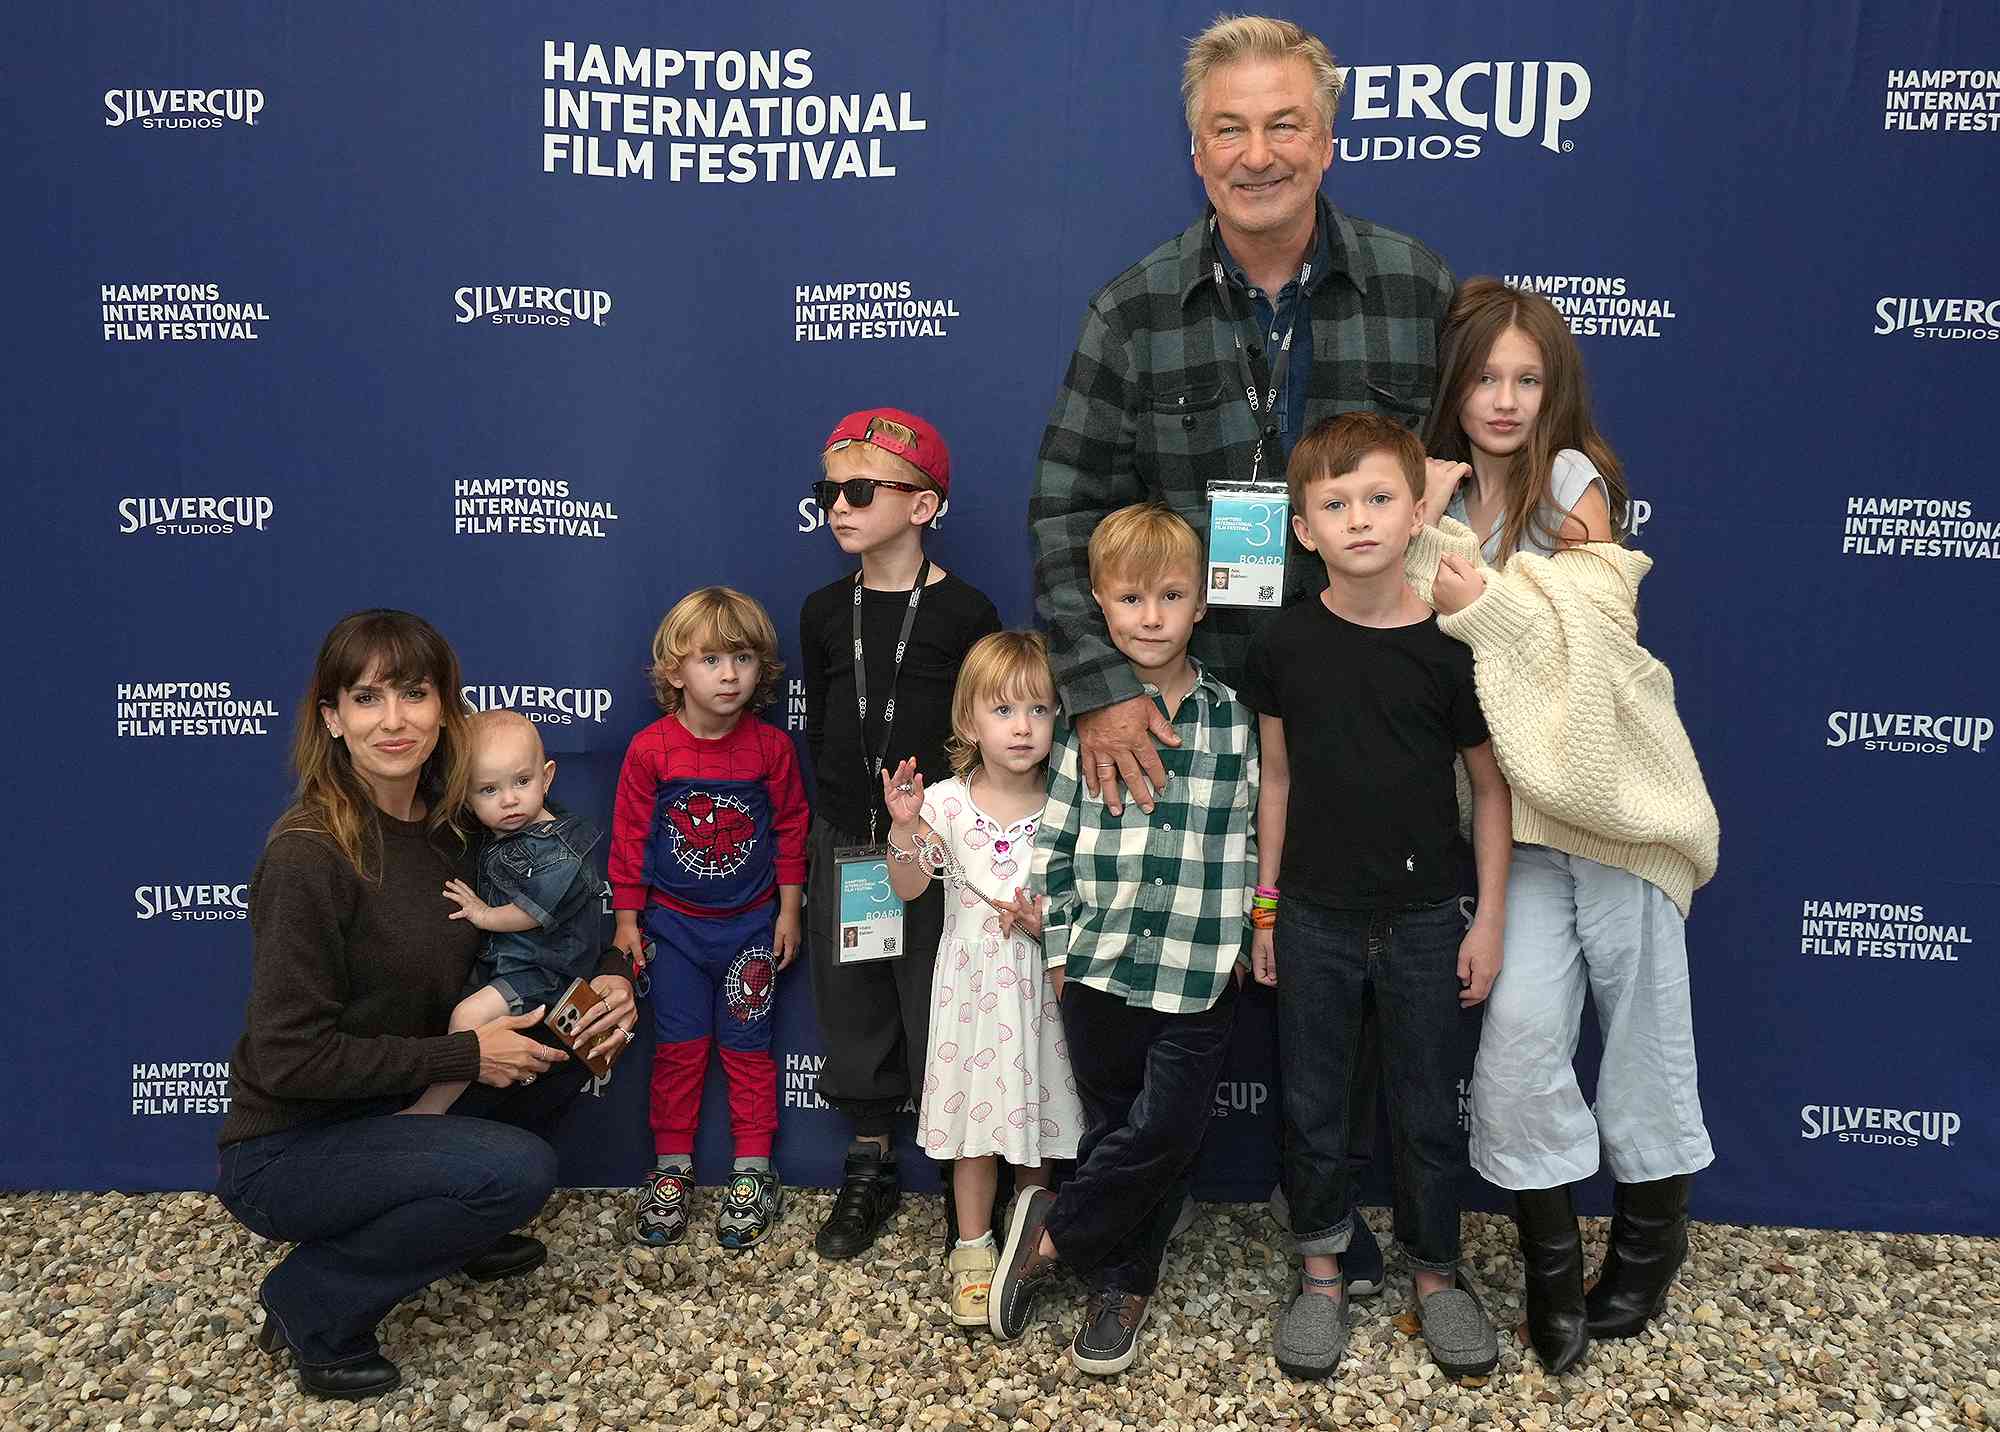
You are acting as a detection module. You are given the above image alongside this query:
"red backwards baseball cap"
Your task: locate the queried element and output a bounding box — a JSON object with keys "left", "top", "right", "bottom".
{"left": 822, "top": 407, "right": 951, "bottom": 497}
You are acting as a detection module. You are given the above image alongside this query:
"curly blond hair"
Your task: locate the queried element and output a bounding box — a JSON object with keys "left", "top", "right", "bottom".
{"left": 648, "top": 587, "right": 785, "bottom": 714}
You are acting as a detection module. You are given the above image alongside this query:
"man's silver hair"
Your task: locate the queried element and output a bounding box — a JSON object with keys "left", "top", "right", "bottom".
{"left": 1182, "top": 14, "right": 1344, "bottom": 137}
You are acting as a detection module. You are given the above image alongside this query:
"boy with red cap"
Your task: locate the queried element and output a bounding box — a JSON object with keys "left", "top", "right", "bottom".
{"left": 798, "top": 408, "right": 1001, "bottom": 1259}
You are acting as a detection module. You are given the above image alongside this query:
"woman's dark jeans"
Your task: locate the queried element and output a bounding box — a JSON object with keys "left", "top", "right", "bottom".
{"left": 216, "top": 1053, "right": 584, "bottom": 1367}
{"left": 1275, "top": 895, "right": 1468, "bottom": 1273}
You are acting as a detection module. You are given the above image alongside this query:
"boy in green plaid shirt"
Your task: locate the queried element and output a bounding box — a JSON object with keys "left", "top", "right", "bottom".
{"left": 990, "top": 503, "right": 1256, "bottom": 1376}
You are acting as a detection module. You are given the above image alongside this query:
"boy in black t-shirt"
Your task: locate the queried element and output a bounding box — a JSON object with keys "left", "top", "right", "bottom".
{"left": 798, "top": 408, "right": 1002, "bottom": 1261}
{"left": 1238, "top": 413, "right": 1512, "bottom": 1382}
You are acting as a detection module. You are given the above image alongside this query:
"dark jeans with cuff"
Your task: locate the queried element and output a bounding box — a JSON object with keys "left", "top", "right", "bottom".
{"left": 1044, "top": 977, "right": 1239, "bottom": 1297}
{"left": 1276, "top": 895, "right": 1467, "bottom": 1273}
{"left": 216, "top": 1036, "right": 584, "bottom": 1368}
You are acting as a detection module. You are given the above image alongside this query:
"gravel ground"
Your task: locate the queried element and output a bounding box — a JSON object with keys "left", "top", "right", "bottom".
{"left": 3, "top": 1190, "right": 1995, "bottom": 1431}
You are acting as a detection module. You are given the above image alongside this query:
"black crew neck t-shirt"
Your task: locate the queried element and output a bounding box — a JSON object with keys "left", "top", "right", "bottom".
{"left": 799, "top": 571, "right": 1002, "bottom": 839}
{"left": 1239, "top": 596, "right": 1489, "bottom": 910}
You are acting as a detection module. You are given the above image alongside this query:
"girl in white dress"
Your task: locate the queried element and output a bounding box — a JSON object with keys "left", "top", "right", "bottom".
{"left": 881, "top": 630, "right": 1082, "bottom": 1328}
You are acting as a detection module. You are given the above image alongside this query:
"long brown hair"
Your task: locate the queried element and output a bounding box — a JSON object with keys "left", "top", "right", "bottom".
{"left": 1421, "top": 277, "right": 1629, "bottom": 559}
{"left": 272, "top": 609, "right": 473, "bottom": 877}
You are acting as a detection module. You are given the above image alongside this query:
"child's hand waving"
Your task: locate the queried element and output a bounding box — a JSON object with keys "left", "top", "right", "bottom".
{"left": 1431, "top": 553, "right": 1487, "bottom": 616}
{"left": 881, "top": 757, "right": 926, "bottom": 830}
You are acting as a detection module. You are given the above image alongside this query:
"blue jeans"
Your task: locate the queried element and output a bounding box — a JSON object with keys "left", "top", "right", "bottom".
{"left": 1275, "top": 896, "right": 1468, "bottom": 1272}
{"left": 1044, "top": 978, "right": 1239, "bottom": 1296}
{"left": 216, "top": 1073, "right": 573, "bottom": 1367}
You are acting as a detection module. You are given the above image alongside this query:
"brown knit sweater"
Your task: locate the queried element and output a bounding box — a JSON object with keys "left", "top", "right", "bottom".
{"left": 219, "top": 813, "right": 485, "bottom": 1146}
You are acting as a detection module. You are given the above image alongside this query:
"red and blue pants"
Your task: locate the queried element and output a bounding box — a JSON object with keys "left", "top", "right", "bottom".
{"left": 644, "top": 903, "right": 780, "bottom": 1158}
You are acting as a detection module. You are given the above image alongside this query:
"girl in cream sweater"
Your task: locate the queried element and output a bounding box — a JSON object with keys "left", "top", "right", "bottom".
{"left": 1409, "top": 279, "right": 1720, "bottom": 1376}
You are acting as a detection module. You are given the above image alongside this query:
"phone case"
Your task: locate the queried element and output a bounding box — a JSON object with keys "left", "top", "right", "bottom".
{"left": 543, "top": 978, "right": 626, "bottom": 1080}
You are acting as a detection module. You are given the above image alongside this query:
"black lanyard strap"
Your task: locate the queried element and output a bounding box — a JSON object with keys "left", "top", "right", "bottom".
{"left": 853, "top": 558, "right": 930, "bottom": 843}
{"left": 1211, "top": 218, "right": 1313, "bottom": 487}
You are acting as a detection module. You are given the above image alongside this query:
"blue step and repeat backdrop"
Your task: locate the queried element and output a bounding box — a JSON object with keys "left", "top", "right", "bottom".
{"left": 5, "top": 3, "right": 1995, "bottom": 1236}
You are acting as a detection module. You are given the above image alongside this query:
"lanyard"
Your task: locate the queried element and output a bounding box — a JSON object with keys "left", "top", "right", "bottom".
{"left": 852, "top": 558, "right": 930, "bottom": 844}
{"left": 1211, "top": 220, "right": 1313, "bottom": 487}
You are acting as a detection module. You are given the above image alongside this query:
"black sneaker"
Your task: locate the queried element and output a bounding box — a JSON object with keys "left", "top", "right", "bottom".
{"left": 814, "top": 1141, "right": 900, "bottom": 1260}
{"left": 717, "top": 1168, "right": 784, "bottom": 1249}
{"left": 635, "top": 1169, "right": 693, "bottom": 1247}
{"left": 1071, "top": 1290, "right": 1149, "bottom": 1376}
{"left": 988, "top": 1186, "right": 1061, "bottom": 1340}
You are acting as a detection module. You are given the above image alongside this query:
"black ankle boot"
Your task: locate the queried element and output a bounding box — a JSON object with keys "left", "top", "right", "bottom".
{"left": 1585, "top": 1174, "right": 1691, "bottom": 1338}
{"left": 1512, "top": 1185, "right": 1589, "bottom": 1374}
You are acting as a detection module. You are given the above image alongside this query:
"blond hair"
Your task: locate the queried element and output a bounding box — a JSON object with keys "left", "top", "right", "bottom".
{"left": 819, "top": 439, "right": 941, "bottom": 496}
{"left": 470, "top": 708, "right": 546, "bottom": 765}
{"left": 648, "top": 587, "right": 785, "bottom": 714}
{"left": 946, "top": 631, "right": 1056, "bottom": 780}
{"left": 1088, "top": 502, "right": 1203, "bottom": 590}
{"left": 1182, "top": 14, "right": 1344, "bottom": 136}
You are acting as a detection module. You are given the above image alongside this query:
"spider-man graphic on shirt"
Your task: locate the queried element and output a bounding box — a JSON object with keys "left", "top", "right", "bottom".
{"left": 609, "top": 713, "right": 808, "bottom": 1163}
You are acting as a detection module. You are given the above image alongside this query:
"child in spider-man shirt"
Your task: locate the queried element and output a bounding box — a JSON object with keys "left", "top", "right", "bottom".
{"left": 611, "top": 586, "right": 809, "bottom": 1251}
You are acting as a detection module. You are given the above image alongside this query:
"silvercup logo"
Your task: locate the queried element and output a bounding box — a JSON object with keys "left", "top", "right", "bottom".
{"left": 1801, "top": 1104, "right": 1960, "bottom": 1148}
{"left": 461, "top": 684, "right": 614, "bottom": 726}
{"left": 104, "top": 88, "right": 264, "bottom": 128}
{"left": 135, "top": 883, "right": 249, "bottom": 921}
{"left": 454, "top": 286, "right": 612, "bottom": 327}
{"left": 1211, "top": 1080, "right": 1269, "bottom": 1118}
{"left": 118, "top": 496, "right": 273, "bottom": 535}
{"left": 1826, "top": 710, "right": 1992, "bottom": 755}
{"left": 1333, "top": 60, "right": 1591, "bottom": 161}
{"left": 1873, "top": 296, "right": 2000, "bottom": 341}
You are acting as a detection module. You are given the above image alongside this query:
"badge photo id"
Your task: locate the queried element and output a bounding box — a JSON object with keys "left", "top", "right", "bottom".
{"left": 835, "top": 845, "right": 905, "bottom": 963}
{"left": 1206, "top": 484, "right": 1289, "bottom": 608}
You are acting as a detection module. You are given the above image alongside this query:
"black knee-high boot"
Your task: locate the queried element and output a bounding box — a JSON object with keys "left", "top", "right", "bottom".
{"left": 1585, "top": 1174, "right": 1691, "bottom": 1338}
{"left": 1513, "top": 1185, "right": 1590, "bottom": 1374}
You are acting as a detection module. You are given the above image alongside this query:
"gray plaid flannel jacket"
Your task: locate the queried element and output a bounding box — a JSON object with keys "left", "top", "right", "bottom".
{"left": 1031, "top": 195, "right": 1454, "bottom": 713}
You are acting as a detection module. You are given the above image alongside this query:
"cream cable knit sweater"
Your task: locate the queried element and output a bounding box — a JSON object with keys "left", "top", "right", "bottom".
{"left": 1405, "top": 518, "right": 1720, "bottom": 916}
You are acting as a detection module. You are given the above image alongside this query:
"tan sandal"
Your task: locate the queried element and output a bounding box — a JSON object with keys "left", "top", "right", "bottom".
{"left": 949, "top": 1242, "right": 999, "bottom": 1327}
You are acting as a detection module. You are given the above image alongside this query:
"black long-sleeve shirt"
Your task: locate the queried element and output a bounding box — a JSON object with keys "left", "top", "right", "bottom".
{"left": 799, "top": 571, "right": 1001, "bottom": 839}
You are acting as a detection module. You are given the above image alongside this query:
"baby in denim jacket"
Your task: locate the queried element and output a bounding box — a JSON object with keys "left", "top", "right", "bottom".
{"left": 404, "top": 709, "right": 606, "bottom": 1114}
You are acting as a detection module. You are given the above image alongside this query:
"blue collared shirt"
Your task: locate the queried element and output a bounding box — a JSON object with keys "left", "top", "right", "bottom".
{"left": 1213, "top": 220, "right": 1334, "bottom": 461}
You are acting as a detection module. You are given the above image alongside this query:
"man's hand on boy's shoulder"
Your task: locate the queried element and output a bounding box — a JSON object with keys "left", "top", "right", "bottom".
{"left": 1457, "top": 917, "right": 1503, "bottom": 1007}
{"left": 1075, "top": 695, "right": 1181, "bottom": 816}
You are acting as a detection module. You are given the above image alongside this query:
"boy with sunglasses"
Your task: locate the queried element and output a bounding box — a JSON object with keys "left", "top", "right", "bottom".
{"left": 798, "top": 407, "right": 1001, "bottom": 1260}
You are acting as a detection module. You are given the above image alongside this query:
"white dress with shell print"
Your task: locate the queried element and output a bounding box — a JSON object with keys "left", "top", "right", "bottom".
{"left": 915, "top": 776, "right": 1082, "bottom": 1165}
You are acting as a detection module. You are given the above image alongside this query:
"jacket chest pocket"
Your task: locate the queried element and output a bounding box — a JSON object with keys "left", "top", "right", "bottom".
{"left": 1145, "top": 381, "right": 1233, "bottom": 460}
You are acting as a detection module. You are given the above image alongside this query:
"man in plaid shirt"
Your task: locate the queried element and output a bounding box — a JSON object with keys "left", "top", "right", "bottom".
{"left": 1029, "top": 15, "right": 1453, "bottom": 814}
{"left": 991, "top": 504, "right": 1255, "bottom": 1377}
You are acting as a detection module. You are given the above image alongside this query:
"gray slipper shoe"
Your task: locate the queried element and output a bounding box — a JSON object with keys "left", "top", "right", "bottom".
{"left": 1417, "top": 1273, "right": 1498, "bottom": 1378}
{"left": 1273, "top": 1282, "right": 1349, "bottom": 1380}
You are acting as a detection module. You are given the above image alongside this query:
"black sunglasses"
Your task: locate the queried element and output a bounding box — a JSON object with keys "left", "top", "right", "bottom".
{"left": 812, "top": 477, "right": 926, "bottom": 511}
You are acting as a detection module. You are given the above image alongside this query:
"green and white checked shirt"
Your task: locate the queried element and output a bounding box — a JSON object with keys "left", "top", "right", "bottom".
{"left": 1030, "top": 660, "right": 1258, "bottom": 1013}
